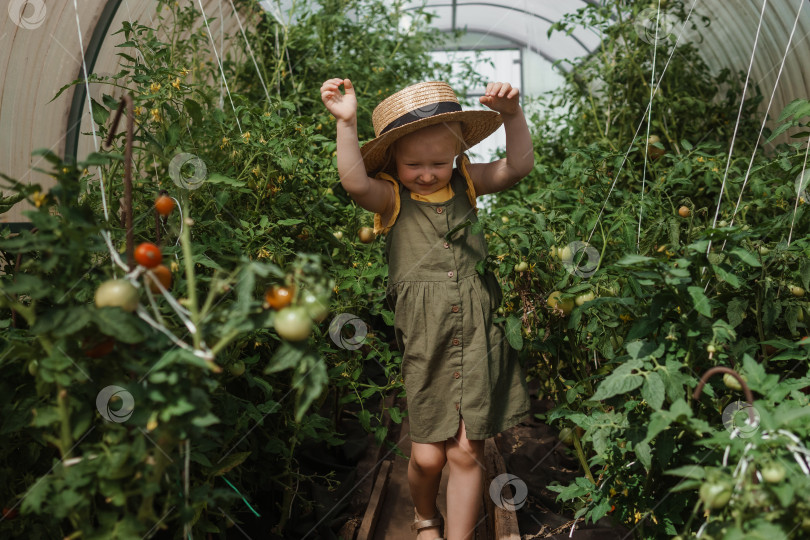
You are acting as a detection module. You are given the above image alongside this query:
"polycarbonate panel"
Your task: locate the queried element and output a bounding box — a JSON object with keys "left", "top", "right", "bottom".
{"left": 684, "top": 0, "right": 810, "bottom": 140}
{"left": 415, "top": 0, "right": 600, "bottom": 62}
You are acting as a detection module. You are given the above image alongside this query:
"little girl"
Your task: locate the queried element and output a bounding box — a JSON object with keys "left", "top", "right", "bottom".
{"left": 321, "top": 78, "right": 533, "bottom": 540}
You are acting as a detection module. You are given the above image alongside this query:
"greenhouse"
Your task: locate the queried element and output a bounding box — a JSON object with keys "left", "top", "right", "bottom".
{"left": 1, "top": 0, "right": 809, "bottom": 538}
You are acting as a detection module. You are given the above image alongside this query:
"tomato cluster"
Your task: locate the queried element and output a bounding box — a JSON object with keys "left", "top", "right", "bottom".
{"left": 264, "top": 284, "right": 331, "bottom": 342}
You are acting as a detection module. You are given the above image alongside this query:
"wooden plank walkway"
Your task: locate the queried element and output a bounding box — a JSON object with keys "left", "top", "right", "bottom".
{"left": 355, "top": 414, "right": 512, "bottom": 540}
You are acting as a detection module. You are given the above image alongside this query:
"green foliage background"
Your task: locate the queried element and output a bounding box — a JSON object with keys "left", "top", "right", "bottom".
{"left": 1, "top": 0, "right": 809, "bottom": 538}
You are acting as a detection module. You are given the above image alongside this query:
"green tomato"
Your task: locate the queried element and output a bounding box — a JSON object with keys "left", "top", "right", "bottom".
{"left": 790, "top": 285, "right": 806, "bottom": 297}
{"left": 95, "top": 279, "right": 139, "bottom": 312}
{"left": 229, "top": 360, "right": 246, "bottom": 377}
{"left": 575, "top": 292, "right": 595, "bottom": 306}
{"left": 28, "top": 360, "right": 38, "bottom": 376}
{"left": 699, "top": 481, "right": 732, "bottom": 509}
{"left": 758, "top": 245, "right": 770, "bottom": 255}
{"left": 514, "top": 261, "right": 529, "bottom": 272}
{"left": 558, "top": 427, "right": 574, "bottom": 445}
{"left": 761, "top": 463, "right": 785, "bottom": 484}
{"left": 723, "top": 373, "right": 743, "bottom": 391}
{"left": 300, "top": 290, "right": 329, "bottom": 323}
{"left": 274, "top": 307, "right": 313, "bottom": 341}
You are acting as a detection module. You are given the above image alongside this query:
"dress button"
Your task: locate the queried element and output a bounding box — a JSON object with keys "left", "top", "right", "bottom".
{"left": 436, "top": 207, "right": 444, "bottom": 214}
{"left": 452, "top": 338, "right": 460, "bottom": 346}
{"left": 443, "top": 242, "right": 449, "bottom": 249}
{"left": 453, "top": 371, "right": 460, "bottom": 379}
{"left": 451, "top": 305, "right": 460, "bottom": 313}
{"left": 447, "top": 270, "right": 454, "bottom": 278}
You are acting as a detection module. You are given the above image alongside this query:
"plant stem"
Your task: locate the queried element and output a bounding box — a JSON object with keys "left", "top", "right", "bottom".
{"left": 572, "top": 431, "right": 596, "bottom": 484}
{"left": 180, "top": 211, "right": 201, "bottom": 349}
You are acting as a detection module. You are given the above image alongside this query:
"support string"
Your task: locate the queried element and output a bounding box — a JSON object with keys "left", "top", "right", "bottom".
{"left": 587, "top": 0, "right": 700, "bottom": 247}
{"left": 637, "top": 0, "right": 663, "bottom": 252}
{"left": 787, "top": 134, "right": 810, "bottom": 247}
{"left": 72, "top": 0, "right": 110, "bottom": 222}
{"left": 228, "top": 0, "right": 271, "bottom": 103}
{"left": 706, "top": 0, "right": 769, "bottom": 256}
{"left": 195, "top": 0, "right": 243, "bottom": 133}
{"left": 723, "top": 0, "right": 805, "bottom": 243}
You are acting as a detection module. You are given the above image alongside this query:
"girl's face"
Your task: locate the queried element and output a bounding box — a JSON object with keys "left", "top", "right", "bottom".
{"left": 393, "top": 122, "right": 462, "bottom": 196}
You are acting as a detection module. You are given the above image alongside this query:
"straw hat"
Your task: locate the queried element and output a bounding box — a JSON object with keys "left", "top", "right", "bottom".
{"left": 360, "top": 81, "right": 502, "bottom": 174}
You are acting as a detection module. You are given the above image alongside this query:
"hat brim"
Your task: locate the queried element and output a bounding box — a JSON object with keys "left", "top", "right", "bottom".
{"left": 360, "top": 110, "right": 502, "bottom": 175}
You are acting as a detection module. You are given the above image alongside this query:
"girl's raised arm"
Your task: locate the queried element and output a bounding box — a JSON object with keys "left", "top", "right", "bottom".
{"left": 320, "top": 78, "right": 394, "bottom": 216}
{"left": 465, "top": 82, "right": 534, "bottom": 196}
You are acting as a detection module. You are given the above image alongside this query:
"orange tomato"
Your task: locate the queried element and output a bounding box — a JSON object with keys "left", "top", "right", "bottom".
{"left": 146, "top": 264, "right": 172, "bottom": 293}
{"left": 264, "top": 285, "right": 295, "bottom": 310}
{"left": 155, "top": 195, "right": 176, "bottom": 216}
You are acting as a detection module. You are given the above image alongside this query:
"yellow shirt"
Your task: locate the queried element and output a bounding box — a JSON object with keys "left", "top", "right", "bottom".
{"left": 373, "top": 154, "right": 478, "bottom": 235}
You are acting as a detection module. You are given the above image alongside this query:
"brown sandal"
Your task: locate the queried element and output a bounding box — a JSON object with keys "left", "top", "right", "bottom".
{"left": 411, "top": 506, "right": 445, "bottom": 539}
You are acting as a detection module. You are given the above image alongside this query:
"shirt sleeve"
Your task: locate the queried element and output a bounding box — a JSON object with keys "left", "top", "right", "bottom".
{"left": 373, "top": 172, "right": 400, "bottom": 235}
{"left": 457, "top": 153, "right": 478, "bottom": 214}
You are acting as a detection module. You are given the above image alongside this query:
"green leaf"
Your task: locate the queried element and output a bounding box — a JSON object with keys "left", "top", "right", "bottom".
{"left": 192, "top": 412, "right": 220, "bottom": 427}
{"left": 712, "top": 265, "right": 740, "bottom": 288}
{"left": 687, "top": 286, "right": 711, "bottom": 317}
{"left": 591, "top": 359, "right": 644, "bottom": 401}
{"left": 635, "top": 440, "right": 652, "bottom": 470}
{"left": 641, "top": 371, "right": 665, "bottom": 410}
{"left": 90, "top": 98, "right": 109, "bottom": 126}
{"left": 207, "top": 173, "right": 245, "bottom": 187}
{"left": 727, "top": 297, "right": 748, "bottom": 328}
{"left": 617, "top": 254, "right": 654, "bottom": 265}
{"left": 277, "top": 218, "right": 304, "bottom": 226}
{"left": 504, "top": 315, "right": 524, "bottom": 351}
{"left": 21, "top": 477, "right": 50, "bottom": 513}
{"left": 664, "top": 464, "right": 705, "bottom": 480}
{"left": 265, "top": 341, "right": 305, "bottom": 373}
{"left": 92, "top": 308, "right": 149, "bottom": 343}
{"left": 185, "top": 99, "right": 203, "bottom": 125}
{"left": 729, "top": 247, "right": 761, "bottom": 267}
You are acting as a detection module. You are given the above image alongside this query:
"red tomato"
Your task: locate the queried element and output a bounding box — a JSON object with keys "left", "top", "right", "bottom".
{"left": 2, "top": 506, "right": 19, "bottom": 520}
{"left": 84, "top": 337, "right": 115, "bottom": 358}
{"left": 155, "top": 195, "right": 176, "bottom": 216}
{"left": 135, "top": 242, "right": 163, "bottom": 268}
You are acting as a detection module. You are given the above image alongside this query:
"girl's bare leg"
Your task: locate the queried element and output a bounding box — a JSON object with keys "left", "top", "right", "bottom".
{"left": 444, "top": 418, "right": 485, "bottom": 540}
{"left": 408, "top": 439, "right": 447, "bottom": 539}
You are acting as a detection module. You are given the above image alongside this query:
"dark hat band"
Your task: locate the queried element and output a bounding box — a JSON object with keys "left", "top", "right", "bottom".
{"left": 379, "top": 101, "right": 462, "bottom": 135}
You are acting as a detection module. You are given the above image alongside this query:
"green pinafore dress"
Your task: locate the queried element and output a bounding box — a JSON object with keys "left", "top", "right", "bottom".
{"left": 374, "top": 155, "right": 531, "bottom": 444}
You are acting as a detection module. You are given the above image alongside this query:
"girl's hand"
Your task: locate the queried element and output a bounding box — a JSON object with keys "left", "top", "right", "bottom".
{"left": 321, "top": 78, "right": 357, "bottom": 123}
{"left": 479, "top": 82, "right": 520, "bottom": 116}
